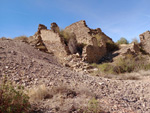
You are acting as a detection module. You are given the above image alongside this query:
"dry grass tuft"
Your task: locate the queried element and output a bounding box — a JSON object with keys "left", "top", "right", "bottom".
{"left": 28, "top": 84, "right": 51, "bottom": 102}
{"left": 14, "top": 35, "right": 28, "bottom": 43}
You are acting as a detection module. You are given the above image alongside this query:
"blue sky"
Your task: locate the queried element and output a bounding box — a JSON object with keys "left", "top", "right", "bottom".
{"left": 0, "top": 0, "right": 150, "bottom": 42}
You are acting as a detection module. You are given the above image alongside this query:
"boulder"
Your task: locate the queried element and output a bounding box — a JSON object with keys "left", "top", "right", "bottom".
{"left": 140, "top": 31, "right": 150, "bottom": 53}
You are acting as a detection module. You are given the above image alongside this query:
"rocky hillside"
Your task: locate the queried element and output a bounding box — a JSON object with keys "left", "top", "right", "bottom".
{"left": 1, "top": 21, "right": 150, "bottom": 113}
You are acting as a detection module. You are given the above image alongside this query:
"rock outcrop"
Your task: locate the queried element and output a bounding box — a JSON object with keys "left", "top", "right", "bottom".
{"left": 28, "top": 24, "right": 48, "bottom": 52}
{"left": 65, "top": 20, "right": 113, "bottom": 63}
{"left": 50, "top": 22, "right": 60, "bottom": 33}
{"left": 65, "top": 20, "right": 113, "bottom": 45}
{"left": 82, "top": 37, "right": 107, "bottom": 63}
{"left": 30, "top": 20, "right": 114, "bottom": 63}
{"left": 39, "top": 24, "right": 68, "bottom": 62}
{"left": 140, "top": 31, "right": 150, "bottom": 54}
{"left": 112, "top": 43, "right": 141, "bottom": 62}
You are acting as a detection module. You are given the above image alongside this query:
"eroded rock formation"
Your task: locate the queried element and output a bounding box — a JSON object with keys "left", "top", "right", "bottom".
{"left": 39, "top": 23, "right": 68, "bottom": 62}
{"left": 65, "top": 20, "right": 113, "bottom": 63}
{"left": 50, "top": 22, "right": 60, "bottom": 33}
{"left": 140, "top": 31, "right": 150, "bottom": 54}
{"left": 28, "top": 24, "right": 48, "bottom": 52}
{"left": 65, "top": 20, "right": 113, "bottom": 45}
{"left": 31, "top": 20, "right": 114, "bottom": 63}
{"left": 82, "top": 37, "right": 107, "bottom": 63}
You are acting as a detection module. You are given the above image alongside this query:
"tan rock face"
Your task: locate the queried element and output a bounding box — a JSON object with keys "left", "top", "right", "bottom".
{"left": 65, "top": 20, "right": 113, "bottom": 45}
{"left": 65, "top": 20, "right": 92, "bottom": 45}
{"left": 83, "top": 45, "right": 106, "bottom": 63}
{"left": 65, "top": 20, "right": 112, "bottom": 63}
{"left": 40, "top": 30, "right": 61, "bottom": 42}
{"left": 82, "top": 37, "right": 107, "bottom": 63}
{"left": 140, "top": 31, "right": 150, "bottom": 53}
{"left": 28, "top": 24, "right": 48, "bottom": 52}
{"left": 40, "top": 30, "right": 68, "bottom": 61}
{"left": 31, "top": 21, "right": 113, "bottom": 63}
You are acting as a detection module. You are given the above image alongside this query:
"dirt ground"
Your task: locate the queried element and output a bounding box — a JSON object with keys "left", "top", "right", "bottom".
{"left": 1, "top": 39, "right": 150, "bottom": 113}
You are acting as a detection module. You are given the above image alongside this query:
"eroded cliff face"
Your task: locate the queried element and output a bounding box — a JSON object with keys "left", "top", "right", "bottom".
{"left": 65, "top": 20, "right": 113, "bottom": 45}
{"left": 31, "top": 20, "right": 114, "bottom": 63}
{"left": 140, "top": 31, "right": 150, "bottom": 54}
{"left": 65, "top": 20, "right": 114, "bottom": 63}
{"left": 39, "top": 24, "right": 69, "bottom": 62}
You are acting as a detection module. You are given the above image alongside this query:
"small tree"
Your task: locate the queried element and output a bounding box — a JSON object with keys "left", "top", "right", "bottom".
{"left": 116, "top": 37, "right": 129, "bottom": 44}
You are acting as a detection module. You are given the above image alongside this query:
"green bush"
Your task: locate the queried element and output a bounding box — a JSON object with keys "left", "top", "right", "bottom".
{"left": 0, "top": 78, "right": 31, "bottom": 113}
{"left": 86, "top": 98, "right": 104, "bottom": 113}
{"left": 98, "top": 63, "right": 114, "bottom": 74}
{"left": 97, "top": 54, "right": 150, "bottom": 74}
{"left": 116, "top": 37, "right": 129, "bottom": 44}
{"left": 59, "top": 29, "right": 71, "bottom": 45}
{"left": 114, "top": 55, "right": 135, "bottom": 73}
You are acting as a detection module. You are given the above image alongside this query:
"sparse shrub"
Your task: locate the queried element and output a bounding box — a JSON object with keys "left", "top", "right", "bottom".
{"left": 0, "top": 37, "right": 7, "bottom": 40}
{"left": 98, "top": 63, "right": 114, "bottom": 74}
{"left": 95, "top": 53, "right": 150, "bottom": 74}
{"left": 116, "top": 37, "right": 129, "bottom": 45}
{"left": 0, "top": 77, "right": 30, "bottom": 113}
{"left": 59, "top": 29, "right": 86, "bottom": 55}
{"left": 14, "top": 35, "right": 28, "bottom": 43}
{"left": 95, "top": 34, "right": 119, "bottom": 51}
{"left": 100, "top": 54, "right": 136, "bottom": 74}
{"left": 27, "top": 84, "right": 50, "bottom": 102}
{"left": 59, "top": 29, "right": 71, "bottom": 45}
{"left": 85, "top": 97, "right": 104, "bottom": 113}
{"left": 95, "top": 34, "right": 102, "bottom": 41}
{"left": 94, "top": 34, "right": 102, "bottom": 46}
{"left": 113, "top": 55, "right": 135, "bottom": 73}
